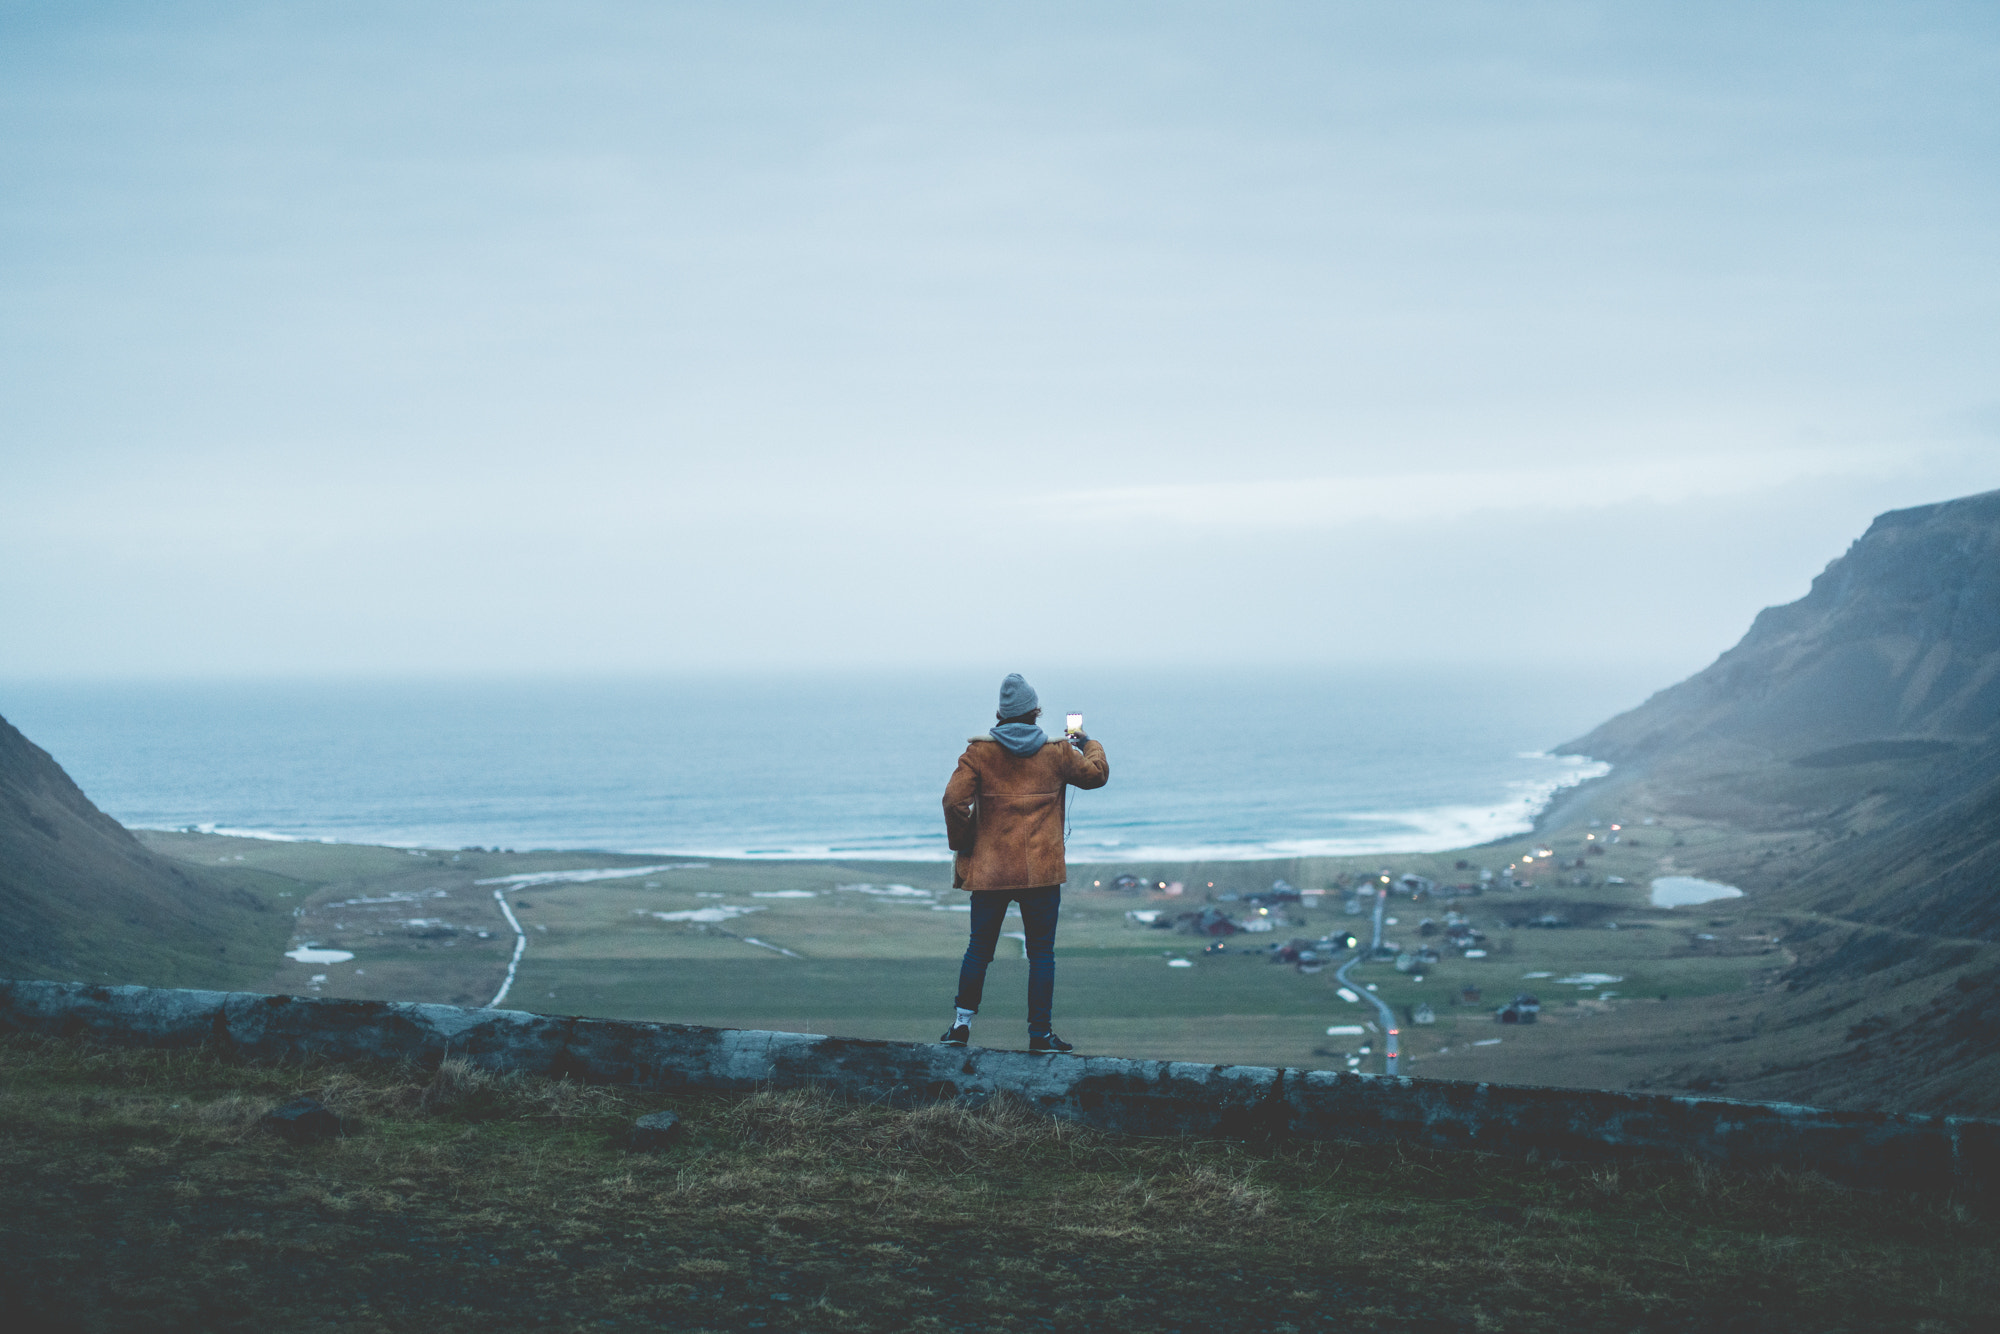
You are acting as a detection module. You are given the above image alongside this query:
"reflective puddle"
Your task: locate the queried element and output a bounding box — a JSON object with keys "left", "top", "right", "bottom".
{"left": 285, "top": 946, "right": 354, "bottom": 964}
{"left": 1650, "top": 876, "right": 1744, "bottom": 908}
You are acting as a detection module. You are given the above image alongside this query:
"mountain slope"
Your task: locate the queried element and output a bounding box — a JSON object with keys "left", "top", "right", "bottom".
{"left": 0, "top": 710, "right": 291, "bottom": 986}
{"left": 1555, "top": 487, "right": 2000, "bottom": 935}
{"left": 1534, "top": 488, "right": 2000, "bottom": 1113}
{"left": 1566, "top": 487, "right": 2000, "bottom": 767}
{"left": 1771, "top": 750, "right": 2000, "bottom": 940}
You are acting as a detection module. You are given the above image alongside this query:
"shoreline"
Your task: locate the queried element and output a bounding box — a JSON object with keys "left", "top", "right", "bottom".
{"left": 138, "top": 753, "right": 1612, "bottom": 867}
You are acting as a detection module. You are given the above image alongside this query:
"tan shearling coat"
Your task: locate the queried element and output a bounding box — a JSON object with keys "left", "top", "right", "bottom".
{"left": 943, "top": 735, "right": 1109, "bottom": 890}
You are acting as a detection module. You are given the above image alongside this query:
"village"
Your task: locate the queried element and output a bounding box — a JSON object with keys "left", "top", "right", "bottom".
{"left": 1103, "top": 815, "right": 1775, "bottom": 1077}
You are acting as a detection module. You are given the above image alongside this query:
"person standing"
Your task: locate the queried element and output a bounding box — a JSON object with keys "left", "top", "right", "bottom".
{"left": 940, "top": 673, "right": 1109, "bottom": 1052}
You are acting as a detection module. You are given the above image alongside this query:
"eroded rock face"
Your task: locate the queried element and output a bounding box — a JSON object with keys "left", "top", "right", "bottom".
{"left": 2, "top": 979, "right": 1994, "bottom": 1200}
{"left": 1564, "top": 488, "right": 2000, "bottom": 765}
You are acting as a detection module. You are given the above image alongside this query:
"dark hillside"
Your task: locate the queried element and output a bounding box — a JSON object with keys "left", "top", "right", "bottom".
{"left": 1771, "top": 748, "right": 2000, "bottom": 940}
{"left": 0, "top": 711, "right": 291, "bottom": 986}
{"left": 1537, "top": 488, "right": 2000, "bottom": 1113}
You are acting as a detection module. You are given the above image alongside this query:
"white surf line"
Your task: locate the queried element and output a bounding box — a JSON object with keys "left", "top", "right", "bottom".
{"left": 739, "top": 936, "right": 802, "bottom": 958}
{"left": 1001, "top": 930, "right": 1029, "bottom": 960}
{"left": 484, "top": 888, "right": 529, "bottom": 1009}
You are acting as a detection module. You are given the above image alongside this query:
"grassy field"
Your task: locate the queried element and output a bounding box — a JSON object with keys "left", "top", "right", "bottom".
{"left": 126, "top": 829, "right": 1793, "bottom": 1089}
{"left": 1, "top": 1033, "right": 1991, "bottom": 1333}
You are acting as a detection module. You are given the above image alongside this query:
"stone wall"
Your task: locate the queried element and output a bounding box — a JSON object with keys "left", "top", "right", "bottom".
{"left": 5, "top": 979, "right": 1992, "bottom": 1199}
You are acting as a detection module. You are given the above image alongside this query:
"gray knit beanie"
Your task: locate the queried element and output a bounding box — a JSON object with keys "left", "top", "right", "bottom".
{"left": 996, "top": 673, "right": 1039, "bottom": 720}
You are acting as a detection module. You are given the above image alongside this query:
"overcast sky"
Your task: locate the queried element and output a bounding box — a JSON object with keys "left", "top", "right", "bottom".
{"left": 3, "top": 1, "right": 1996, "bottom": 680}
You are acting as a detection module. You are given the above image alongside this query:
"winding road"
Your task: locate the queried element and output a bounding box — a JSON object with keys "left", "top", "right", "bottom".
{"left": 476, "top": 865, "right": 678, "bottom": 1010}
{"left": 1335, "top": 951, "right": 1400, "bottom": 1075}
{"left": 484, "top": 887, "right": 529, "bottom": 1009}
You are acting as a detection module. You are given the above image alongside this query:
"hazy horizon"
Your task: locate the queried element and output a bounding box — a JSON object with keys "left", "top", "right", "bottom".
{"left": 0, "top": 660, "right": 1655, "bottom": 860}
{"left": 5, "top": 3, "right": 1997, "bottom": 679}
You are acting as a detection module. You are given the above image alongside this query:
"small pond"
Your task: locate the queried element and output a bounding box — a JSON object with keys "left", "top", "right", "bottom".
{"left": 285, "top": 946, "right": 355, "bottom": 964}
{"left": 1649, "top": 876, "right": 1744, "bottom": 908}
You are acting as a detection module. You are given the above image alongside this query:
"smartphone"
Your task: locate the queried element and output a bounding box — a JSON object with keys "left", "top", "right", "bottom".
{"left": 1065, "top": 712, "right": 1084, "bottom": 736}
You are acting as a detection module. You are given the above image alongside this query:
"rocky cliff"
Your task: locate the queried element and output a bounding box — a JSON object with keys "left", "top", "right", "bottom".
{"left": 1566, "top": 488, "right": 2000, "bottom": 767}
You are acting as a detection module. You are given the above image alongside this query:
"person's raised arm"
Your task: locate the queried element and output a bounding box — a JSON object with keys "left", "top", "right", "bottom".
{"left": 1063, "top": 736, "right": 1109, "bottom": 790}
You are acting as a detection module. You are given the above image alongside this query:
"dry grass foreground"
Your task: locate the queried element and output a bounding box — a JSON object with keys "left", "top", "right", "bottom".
{"left": 0, "top": 1035, "right": 1991, "bottom": 1333}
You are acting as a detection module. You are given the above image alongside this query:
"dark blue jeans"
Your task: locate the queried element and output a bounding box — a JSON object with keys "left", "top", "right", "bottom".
{"left": 955, "top": 885, "right": 1061, "bottom": 1033}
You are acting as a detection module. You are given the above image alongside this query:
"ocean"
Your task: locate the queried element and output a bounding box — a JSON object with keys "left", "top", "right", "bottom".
{"left": 0, "top": 665, "right": 1669, "bottom": 863}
